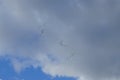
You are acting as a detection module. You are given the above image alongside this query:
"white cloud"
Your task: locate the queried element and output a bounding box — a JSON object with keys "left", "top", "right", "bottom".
{"left": 0, "top": 0, "right": 120, "bottom": 80}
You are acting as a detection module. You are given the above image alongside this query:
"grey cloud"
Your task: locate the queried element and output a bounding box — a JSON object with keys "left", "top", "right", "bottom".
{"left": 0, "top": 0, "right": 120, "bottom": 80}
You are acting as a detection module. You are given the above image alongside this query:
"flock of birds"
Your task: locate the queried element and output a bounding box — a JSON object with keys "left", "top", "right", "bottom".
{"left": 38, "top": 24, "right": 76, "bottom": 62}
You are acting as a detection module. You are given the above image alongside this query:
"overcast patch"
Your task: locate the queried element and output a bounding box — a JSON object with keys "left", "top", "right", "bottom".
{"left": 0, "top": 0, "right": 120, "bottom": 80}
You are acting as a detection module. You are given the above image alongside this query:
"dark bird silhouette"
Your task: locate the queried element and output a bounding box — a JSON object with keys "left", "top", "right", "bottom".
{"left": 59, "top": 40, "right": 67, "bottom": 47}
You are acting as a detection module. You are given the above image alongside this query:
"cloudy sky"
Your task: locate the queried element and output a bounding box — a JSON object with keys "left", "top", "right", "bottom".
{"left": 0, "top": 0, "right": 120, "bottom": 80}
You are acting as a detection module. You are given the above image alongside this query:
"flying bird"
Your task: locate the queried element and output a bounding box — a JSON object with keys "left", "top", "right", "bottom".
{"left": 59, "top": 40, "right": 68, "bottom": 47}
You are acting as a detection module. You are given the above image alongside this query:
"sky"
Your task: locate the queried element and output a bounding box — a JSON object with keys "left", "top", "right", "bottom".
{"left": 0, "top": 0, "right": 120, "bottom": 80}
{"left": 0, "top": 57, "right": 76, "bottom": 80}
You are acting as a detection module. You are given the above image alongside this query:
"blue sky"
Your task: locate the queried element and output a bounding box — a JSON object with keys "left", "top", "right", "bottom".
{"left": 0, "top": 58, "right": 76, "bottom": 80}
{"left": 0, "top": 0, "right": 120, "bottom": 80}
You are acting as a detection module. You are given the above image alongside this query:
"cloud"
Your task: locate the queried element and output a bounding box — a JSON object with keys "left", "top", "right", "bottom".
{"left": 0, "top": 0, "right": 120, "bottom": 80}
